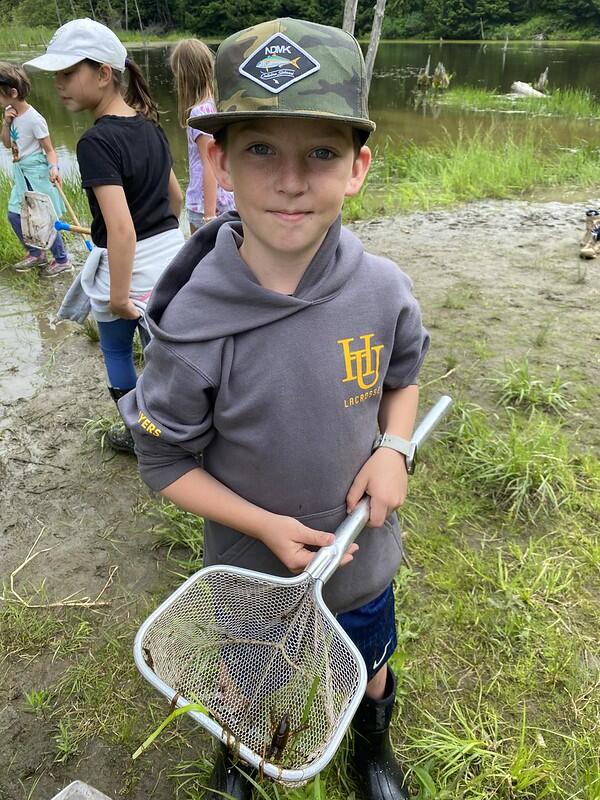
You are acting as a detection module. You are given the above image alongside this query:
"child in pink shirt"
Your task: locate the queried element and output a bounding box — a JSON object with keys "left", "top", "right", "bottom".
{"left": 170, "top": 39, "right": 235, "bottom": 233}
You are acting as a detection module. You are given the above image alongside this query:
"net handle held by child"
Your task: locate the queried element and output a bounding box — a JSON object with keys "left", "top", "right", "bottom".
{"left": 132, "top": 395, "right": 453, "bottom": 784}
{"left": 306, "top": 394, "right": 453, "bottom": 585}
{"left": 55, "top": 181, "right": 93, "bottom": 251}
{"left": 54, "top": 220, "right": 91, "bottom": 235}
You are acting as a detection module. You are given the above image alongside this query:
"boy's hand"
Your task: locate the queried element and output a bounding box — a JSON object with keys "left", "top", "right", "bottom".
{"left": 346, "top": 448, "right": 408, "bottom": 528}
{"left": 261, "top": 517, "right": 358, "bottom": 574}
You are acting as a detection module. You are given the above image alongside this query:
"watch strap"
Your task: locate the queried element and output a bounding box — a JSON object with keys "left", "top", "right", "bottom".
{"left": 372, "top": 432, "right": 417, "bottom": 473}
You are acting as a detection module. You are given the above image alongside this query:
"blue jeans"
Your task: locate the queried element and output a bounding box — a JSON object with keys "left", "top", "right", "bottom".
{"left": 8, "top": 210, "right": 68, "bottom": 262}
{"left": 97, "top": 317, "right": 148, "bottom": 390}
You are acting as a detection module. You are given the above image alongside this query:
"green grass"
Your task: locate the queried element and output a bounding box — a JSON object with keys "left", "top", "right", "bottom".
{"left": 389, "top": 416, "right": 600, "bottom": 797}
{"left": 344, "top": 127, "right": 600, "bottom": 219}
{"left": 83, "top": 414, "right": 120, "bottom": 452}
{"left": 53, "top": 719, "right": 80, "bottom": 763}
{"left": 0, "top": 23, "right": 56, "bottom": 50}
{"left": 24, "top": 688, "right": 53, "bottom": 714}
{"left": 488, "top": 15, "right": 600, "bottom": 42}
{"left": 145, "top": 499, "right": 205, "bottom": 572}
{"left": 493, "top": 359, "right": 572, "bottom": 415}
{"left": 442, "top": 283, "right": 482, "bottom": 311}
{"left": 445, "top": 403, "right": 599, "bottom": 521}
{"left": 441, "top": 86, "right": 600, "bottom": 119}
{"left": 0, "top": 602, "right": 93, "bottom": 660}
{"left": 82, "top": 318, "right": 99, "bottom": 343}
{"left": 0, "top": 172, "right": 27, "bottom": 266}
{"left": 61, "top": 173, "right": 91, "bottom": 224}
{"left": 54, "top": 632, "right": 155, "bottom": 746}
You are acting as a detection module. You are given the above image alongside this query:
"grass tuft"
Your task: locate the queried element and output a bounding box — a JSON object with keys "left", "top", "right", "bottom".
{"left": 145, "top": 500, "right": 205, "bottom": 572}
{"left": 83, "top": 414, "right": 119, "bottom": 452}
{"left": 446, "top": 403, "right": 597, "bottom": 520}
{"left": 24, "top": 688, "right": 53, "bottom": 714}
{"left": 53, "top": 719, "right": 80, "bottom": 763}
{"left": 0, "top": 602, "right": 93, "bottom": 660}
{"left": 82, "top": 318, "right": 99, "bottom": 343}
{"left": 493, "top": 359, "right": 572, "bottom": 415}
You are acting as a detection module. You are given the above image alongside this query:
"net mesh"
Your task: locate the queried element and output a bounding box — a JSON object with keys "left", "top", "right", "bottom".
{"left": 141, "top": 569, "right": 363, "bottom": 771}
{"left": 20, "top": 192, "right": 57, "bottom": 250}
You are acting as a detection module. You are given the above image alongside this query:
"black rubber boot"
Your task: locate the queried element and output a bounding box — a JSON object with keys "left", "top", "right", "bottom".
{"left": 107, "top": 386, "right": 136, "bottom": 455}
{"left": 352, "top": 667, "right": 410, "bottom": 800}
{"left": 204, "top": 743, "right": 254, "bottom": 800}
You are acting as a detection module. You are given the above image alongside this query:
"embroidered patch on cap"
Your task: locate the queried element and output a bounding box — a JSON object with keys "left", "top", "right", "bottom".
{"left": 239, "top": 32, "right": 320, "bottom": 95}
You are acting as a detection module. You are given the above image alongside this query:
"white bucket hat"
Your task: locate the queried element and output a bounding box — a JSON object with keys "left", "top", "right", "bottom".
{"left": 24, "top": 18, "right": 127, "bottom": 73}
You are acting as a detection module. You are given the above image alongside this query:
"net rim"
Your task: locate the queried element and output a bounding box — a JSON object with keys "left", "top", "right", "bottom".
{"left": 133, "top": 564, "right": 367, "bottom": 783}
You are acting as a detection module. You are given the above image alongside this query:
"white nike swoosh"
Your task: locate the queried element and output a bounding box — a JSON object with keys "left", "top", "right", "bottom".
{"left": 372, "top": 637, "right": 394, "bottom": 671}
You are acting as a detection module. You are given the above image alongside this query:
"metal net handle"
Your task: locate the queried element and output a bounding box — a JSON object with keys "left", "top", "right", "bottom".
{"left": 305, "top": 395, "right": 453, "bottom": 583}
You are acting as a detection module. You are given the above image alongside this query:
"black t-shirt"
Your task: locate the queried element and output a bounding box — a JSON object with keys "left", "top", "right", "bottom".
{"left": 77, "top": 114, "right": 178, "bottom": 248}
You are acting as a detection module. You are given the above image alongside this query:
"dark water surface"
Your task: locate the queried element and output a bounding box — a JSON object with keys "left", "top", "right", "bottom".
{"left": 1, "top": 40, "right": 600, "bottom": 180}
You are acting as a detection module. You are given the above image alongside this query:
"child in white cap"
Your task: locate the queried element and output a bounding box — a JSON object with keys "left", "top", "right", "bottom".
{"left": 25, "top": 19, "right": 184, "bottom": 454}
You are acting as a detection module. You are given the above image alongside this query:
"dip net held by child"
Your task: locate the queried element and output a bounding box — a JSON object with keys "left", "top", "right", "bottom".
{"left": 135, "top": 511, "right": 369, "bottom": 784}
{"left": 135, "top": 397, "right": 453, "bottom": 784}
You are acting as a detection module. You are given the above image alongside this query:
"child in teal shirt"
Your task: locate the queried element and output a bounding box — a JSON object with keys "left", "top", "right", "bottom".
{"left": 0, "top": 61, "right": 70, "bottom": 276}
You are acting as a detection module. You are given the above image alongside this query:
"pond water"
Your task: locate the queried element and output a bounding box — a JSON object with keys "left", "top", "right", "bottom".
{"left": 0, "top": 283, "right": 41, "bottom": 402}
{"left": 1, "top": 40, "right": 600, "bottom": 181}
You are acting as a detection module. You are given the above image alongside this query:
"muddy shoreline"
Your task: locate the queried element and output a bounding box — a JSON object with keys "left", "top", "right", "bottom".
{"left": 1, "top": 198, "right": 599, "bottom": 799}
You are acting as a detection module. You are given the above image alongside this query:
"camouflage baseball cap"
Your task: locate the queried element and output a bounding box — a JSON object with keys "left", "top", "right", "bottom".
{"left": 189, "top": 18, "right": 375, "bottom": 137}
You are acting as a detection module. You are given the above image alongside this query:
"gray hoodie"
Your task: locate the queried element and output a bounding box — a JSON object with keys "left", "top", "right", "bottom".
{"left": 120, "top": 214, "right": 429, "bottom": 613}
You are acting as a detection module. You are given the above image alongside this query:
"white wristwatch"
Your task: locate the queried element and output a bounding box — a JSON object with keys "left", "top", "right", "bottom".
{"left": 372, "top": 432, "right": 416, "bottom": 473}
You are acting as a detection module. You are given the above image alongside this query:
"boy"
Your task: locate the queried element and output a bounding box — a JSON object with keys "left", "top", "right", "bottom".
{"left": 121, "top": 18, "right": 429, "bottom": 800}
{"left": 0, "top": 62, "right": 71, "bottom": 276}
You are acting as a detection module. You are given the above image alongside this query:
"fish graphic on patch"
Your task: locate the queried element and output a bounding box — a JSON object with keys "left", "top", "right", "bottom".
{"left": 256, "top": 54, "right": 301, "bottom": 72}
{"left": 239, "top": 32, "right": 320, "bottom": 94}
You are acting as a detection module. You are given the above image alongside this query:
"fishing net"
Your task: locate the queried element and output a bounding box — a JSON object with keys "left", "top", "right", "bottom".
{"left": 20, "top": 191, "right": 58, "bottom": 250}
{"left": 139, "top": 567, "right": 364, "bottom": 776}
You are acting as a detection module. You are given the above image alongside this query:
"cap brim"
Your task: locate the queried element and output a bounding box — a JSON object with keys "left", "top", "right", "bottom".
{"left": 23, "top": 53, "right": 84, "bottom": 72}
{"left": 188, "top": 110, "right": 376, "bottom": 136}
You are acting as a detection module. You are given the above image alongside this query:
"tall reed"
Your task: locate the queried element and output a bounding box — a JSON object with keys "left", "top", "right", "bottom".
{"left": 0, "top": 172, "right": 24, "bottom": 267}
{"left": 344, "top": 126, "right": 600, "bottom": 219}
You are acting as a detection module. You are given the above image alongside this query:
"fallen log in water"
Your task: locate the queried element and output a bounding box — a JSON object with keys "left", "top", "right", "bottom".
{"left": 510, "top": 81, "right": 545, "bottom": 98}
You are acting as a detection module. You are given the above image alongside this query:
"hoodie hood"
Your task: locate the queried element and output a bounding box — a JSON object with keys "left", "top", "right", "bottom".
{"left": 147, "top": 212, "right": 364, "bottom": 343}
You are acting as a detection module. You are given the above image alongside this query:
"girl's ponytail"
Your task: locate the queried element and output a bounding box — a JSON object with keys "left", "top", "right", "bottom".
{"left": 124, "top": 56, "right": 159, "bottom": 123}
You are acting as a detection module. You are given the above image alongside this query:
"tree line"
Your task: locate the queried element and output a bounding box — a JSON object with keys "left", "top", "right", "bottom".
{"left": 2, "top": 0, "right": 599, "bottom": 39}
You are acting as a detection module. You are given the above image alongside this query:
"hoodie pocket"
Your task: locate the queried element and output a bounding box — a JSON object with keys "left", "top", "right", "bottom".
{"left": 296, "top": 503, "right": 348, "bottom": 530}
